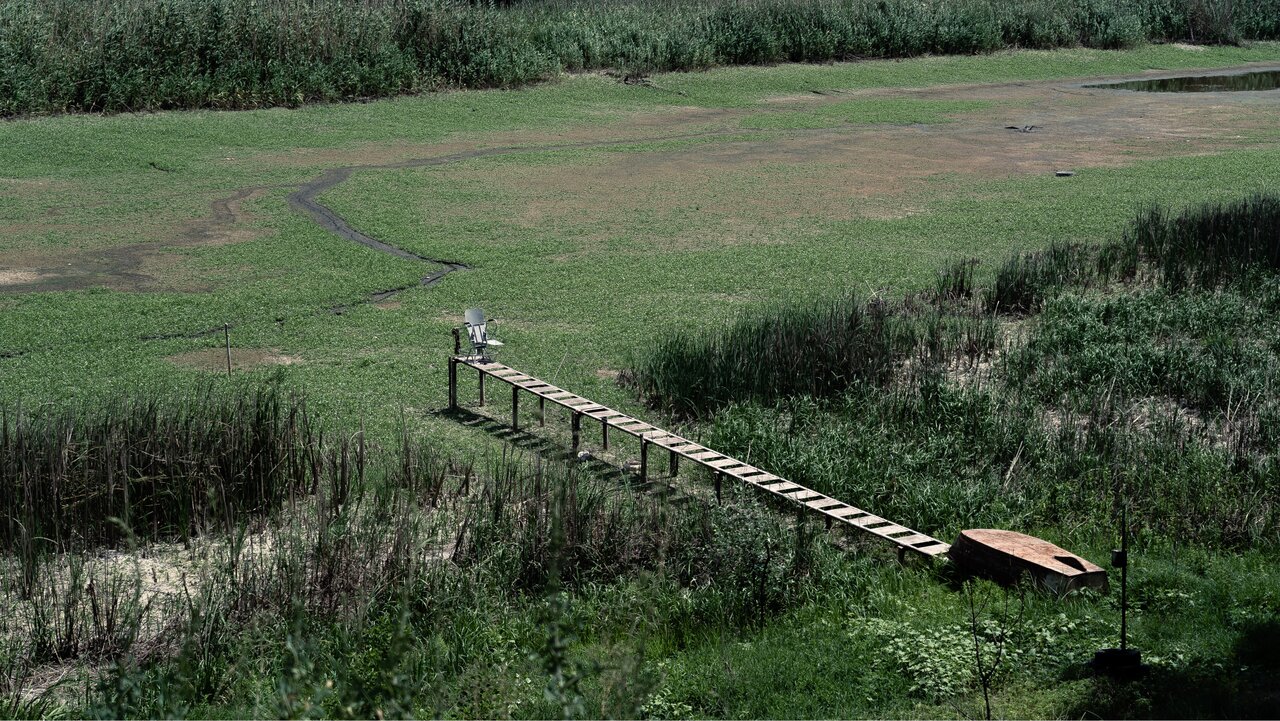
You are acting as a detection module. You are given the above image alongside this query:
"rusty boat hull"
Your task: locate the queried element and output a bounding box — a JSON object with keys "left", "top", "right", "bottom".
{"left": 949, "top": 529, "right": 1109, "bottom": 594}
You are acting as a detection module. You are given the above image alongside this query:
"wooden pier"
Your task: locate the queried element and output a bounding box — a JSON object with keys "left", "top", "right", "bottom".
{"left": 449, "top": 354, "right": 950, "bottom": 559}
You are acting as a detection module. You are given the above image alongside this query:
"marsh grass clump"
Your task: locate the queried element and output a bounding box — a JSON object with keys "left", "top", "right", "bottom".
{"left": 1, "top": 385, "right": 321, "bottom": 553}
{"left": 628, "top": 292, "right": 998, "bottom": 418}
{"left": 1123, "top": 193, "right": 1280, "bottom": 291}
{"left": 934, "top": 258, "right": 979, "bottom": 302}
{"left": 984, "top": 241, "right": 1100, "bottom": 315}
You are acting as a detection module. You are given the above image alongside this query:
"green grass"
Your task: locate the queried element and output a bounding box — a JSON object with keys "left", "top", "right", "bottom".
{"left": 1, "top": 43, "right": 1277, "bottom": 438}
{"left": 616, "top": 194, "right": 1280, "bottom": 717}
{"left": 3, "top": 46, "right": 1280, "bottom": 718}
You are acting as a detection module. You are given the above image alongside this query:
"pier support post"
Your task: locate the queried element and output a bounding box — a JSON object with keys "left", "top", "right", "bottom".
{"left": 511, "top": 386, "right": 519, "bottom": 430}
{"left": 669, "top": 450, "right": 679, "bottom": 477}
{"left": 448, "top": 358, "right": 458, "bottom": 411}
{"left": 640, "top": 439, "right": 649, "bottom": 482}
{"left": 714, "top": 472, "right": 722, "bottom": 503}
{"left": 602, "top": 419, "right": 609, "bottom": 450}
{"left": 539, "top": 397, "right": 545, "bottom": 427}
{"left": 571, "top": 412, "right": 582, "bottom": 454}
{"left": 478, "top": 369, "right": 485, "bottom": 406}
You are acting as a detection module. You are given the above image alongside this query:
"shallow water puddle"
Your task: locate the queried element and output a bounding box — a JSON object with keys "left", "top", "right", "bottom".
{"left": 1086, "top": 69, "right": 1280, "bottom": 93}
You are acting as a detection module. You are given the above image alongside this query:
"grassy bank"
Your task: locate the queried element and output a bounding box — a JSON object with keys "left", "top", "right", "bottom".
{"left": 4, "top": 194, "right": 1278, "bottom": 718}
{"left": 1, "top": 387, "right": 846, "bottom": 718}
{"left": 630, "top": 194, "right": 1280, "bottom": 550}
{"left": 621, "top": 193, "right": 1280, "bottom": 716}
{"left": 2, "top": 0, "right": 1279, "bottom": 115}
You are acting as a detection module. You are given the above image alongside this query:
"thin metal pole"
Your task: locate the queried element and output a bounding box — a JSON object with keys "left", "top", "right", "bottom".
{"left": 1120, "top": 503, "right": 1129, "bottom": 651}
{"left": 223, "top": 323, "right": 232, "bottom": 378}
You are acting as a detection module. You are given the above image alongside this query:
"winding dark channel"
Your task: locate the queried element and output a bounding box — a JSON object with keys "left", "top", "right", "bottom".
{"left": 284, "top": 132, "right": 729, "bottom": 304}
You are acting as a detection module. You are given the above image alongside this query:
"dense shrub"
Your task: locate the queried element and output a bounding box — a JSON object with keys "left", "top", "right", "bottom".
{"left": 1, "top": 0, "right": 1277, "bottom": 116}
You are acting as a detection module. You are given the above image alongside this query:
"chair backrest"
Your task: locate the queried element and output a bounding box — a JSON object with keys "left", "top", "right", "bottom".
{"left": 464, "top": 307, "right": 487, "bottom": 351}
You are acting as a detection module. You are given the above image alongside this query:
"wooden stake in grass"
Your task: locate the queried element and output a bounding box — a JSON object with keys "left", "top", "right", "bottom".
{"left": 223, "top": 323, "right": 232, "bottom": 378}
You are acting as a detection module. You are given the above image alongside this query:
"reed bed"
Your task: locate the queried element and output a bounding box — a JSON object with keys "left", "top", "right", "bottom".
{"left": 1, "top": 388, "right": 829, "bottom": 716}
{"left": 984, "top": 241, "right": 1099, "bottom": 314}
{"left": 1, "top": 386, "right": 323, "bottom": 553}
{"left": 1122, "top": 192, "right": 1280, "bottom": 290}
{"left": 0, "top": 0, "right": 1275, "bottom": 115}
{"left": 631, "top": 193, "right": 1280, "bottom": 549}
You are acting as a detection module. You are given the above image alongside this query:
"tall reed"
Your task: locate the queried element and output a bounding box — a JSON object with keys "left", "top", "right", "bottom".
{"left": 1, "top": 385, "right": 324, "bottom": 553}
{"left": 2, "top": 0, "right": 1278, "bottom": 116}
{"left": 1122, "top": 193, "right": 1280, "bottom": 290}
{"left": 628, "top": 292, "right": 996, "bottom": 418}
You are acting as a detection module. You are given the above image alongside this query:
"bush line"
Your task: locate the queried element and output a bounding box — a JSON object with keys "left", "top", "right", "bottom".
{"left": 1, "top": 0, "right": 1277, "bottom": 116}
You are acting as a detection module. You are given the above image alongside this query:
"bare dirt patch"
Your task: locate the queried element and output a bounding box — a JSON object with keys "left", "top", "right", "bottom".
{"left": 0, "top": 188, "right": 270, "bottom": 294}
{"left": 375, "top": 299, "right": 403, "bottom": 310}
{"left": 413, "top": 73, "right": 1280, "bottom": 250}
{"left": 0, "top": 269, "right": 51, "bottom": 286}
{"left": 167, "top": 347, "right": 302, "bottom": 371}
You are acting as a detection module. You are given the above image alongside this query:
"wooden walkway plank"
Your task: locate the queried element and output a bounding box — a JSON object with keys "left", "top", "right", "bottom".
{"left": 454, "top": 357, "right": 950, "bottom": 557}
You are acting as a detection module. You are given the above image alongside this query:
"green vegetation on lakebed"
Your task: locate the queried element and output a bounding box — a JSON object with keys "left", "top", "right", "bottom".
{"left": 2, "top": 45, "right": 1280, "bottom": 718}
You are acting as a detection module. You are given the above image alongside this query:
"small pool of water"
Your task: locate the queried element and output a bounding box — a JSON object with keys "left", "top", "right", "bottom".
{"left": 1086, "top": 69, "right": 1280, "bottom": 92}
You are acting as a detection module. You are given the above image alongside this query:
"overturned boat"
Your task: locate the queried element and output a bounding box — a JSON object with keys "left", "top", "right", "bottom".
{"left": 949, "top": 529, "right": 1108, "bottom": 594}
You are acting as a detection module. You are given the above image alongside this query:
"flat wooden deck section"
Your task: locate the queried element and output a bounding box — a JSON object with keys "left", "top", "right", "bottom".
{"left": 451, "top": 356, "right": 950, "bottom": 558}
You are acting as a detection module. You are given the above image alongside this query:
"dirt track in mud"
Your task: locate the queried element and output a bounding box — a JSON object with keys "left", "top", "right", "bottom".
{"left": 3, "top": 63, "right": 1279, "bottom": 302}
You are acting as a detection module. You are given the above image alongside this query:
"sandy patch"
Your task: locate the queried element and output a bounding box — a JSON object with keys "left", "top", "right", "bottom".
{"left": 0, "top": 269, "right": 51, "bottom": 286}
{"left": 167, "top": 348, "right": 303, "bottom": 371}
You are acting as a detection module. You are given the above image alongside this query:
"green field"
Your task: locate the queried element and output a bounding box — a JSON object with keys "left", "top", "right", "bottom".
{"left": 3, "top": 43, "right": 1280, "bottom": 718}
{"left": 3, "top": 44, "right": 1279, "bottom": 426}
